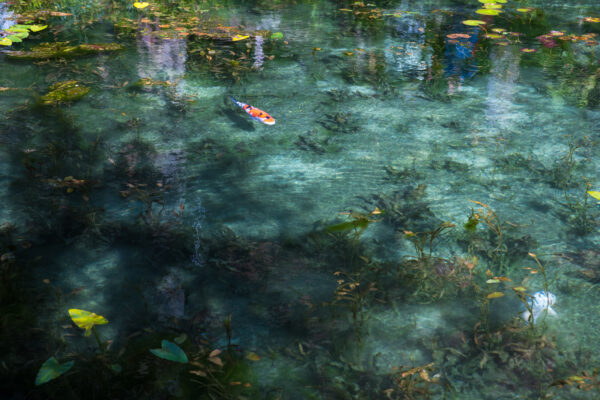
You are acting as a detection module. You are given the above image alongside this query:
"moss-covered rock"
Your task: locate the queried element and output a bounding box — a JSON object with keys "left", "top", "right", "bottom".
{"left": 39, "top": 80, "right": 89, "bottom": 105}
{"left": 6, "top": 42, "right": 124, "bottom": 60}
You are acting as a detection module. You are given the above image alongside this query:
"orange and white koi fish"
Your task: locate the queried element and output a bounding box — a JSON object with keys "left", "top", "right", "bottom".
{"left": 230, "top": 96, "right": 275, "bottom": 125}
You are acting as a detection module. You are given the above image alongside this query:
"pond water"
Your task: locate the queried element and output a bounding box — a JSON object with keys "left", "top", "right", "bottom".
{"left": 1, "top": 0, "right": 600, "bottom": 398}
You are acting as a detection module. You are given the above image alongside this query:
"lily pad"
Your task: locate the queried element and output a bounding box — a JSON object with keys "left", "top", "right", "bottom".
{"left": 150, "top": 340, "right": 188, "bottom": 363}
{"left": 462, "top": 20, "right": 486, "bottom": 26}
{"left": 476, "top": 9, "right": 501, "bottom": 16}
{"left": 232, "top": 34, "right": 249, "bottom": 41}
{"left": 30, "top": 24, "right": 48, "bottom": 32}
{"left": 68, "top": 308, "right": 107, "bottom": 335}
{"left": 1, "top": 37, "right": 13, "bottom": 46}
{"left": 270, "top": 32, "right": 283, "bottom": 40}
{"left": 134, "top": 2, "right": 150, "bottom": 8}
{"left": 35, "top": 357, "right": 74, "bottom": 386}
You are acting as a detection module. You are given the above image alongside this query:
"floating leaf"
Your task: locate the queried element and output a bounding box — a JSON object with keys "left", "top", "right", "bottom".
{"left": 232, "top": 34, "right": 249, "bottom": 41}
{"left": 478, "top": 0, "right": 496, "bottom": 3}
{"left": 68, "top": 309, "right": 108, "bottom": 337}
{"left": 584, "top": 17, "right": 600, "bottom": 23}
{"left": 462, "top": 20, "right": 486, "bottom": 26}
{"left": 6, "top": 35, "right": 22, "bottom": 43}
{"left": 513, "top": 286, "right": 527, "bottom": 292}
{"left": 150, "top": 340, "right": 188, "bottom": 363}
{"left": 587, "top": 191, "right": 600, "bottom": 201}
{"left": 486, "top": 279, "right": 500, "bottom": 284}
{"left": 30, "top": 25, "right": 47, "bottom": 32}
{"left": 133, "top": 2, "right": 149, "bottom": 8}
{"left": 270, "top": 32, "right": 283, "bottom": 40}
{"left": 483, "top": 3, "right": 502, "bottom": 9}
{"left": 520, "top": 48, "right": 536, "bottom": 53}
{"left": 517, "top": 8, "right": 533, "bottom": 13}
{"left": 476, "top": 9, "right": 501, "bottom": 16}
{"left": 487, "top": 291, "right": 505, "bottom": 299}
{"left": 485, "top": 33, "right": 503, "bottom": 39}
{"left": 246, "top": 352, "right": 261, "bottom": 361}
{"left": 7, "top": 25, "right": 30, "bottom": 32}
{"left": 35, "top": 357, "right": 74, "bottom": 386}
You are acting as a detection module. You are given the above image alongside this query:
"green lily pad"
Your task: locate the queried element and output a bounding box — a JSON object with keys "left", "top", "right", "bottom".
{"left": 150, "top": 340, "right": 188, "bottom": 363}
{"left": 12, "top": 31, "right": 29, "bottom": 39}
{"left": 30, "top": 24, "right": 48, "bottom": 32}
{"left": 35, "top": 357, "right": 74, "bottom": 386}
{"left": 0, "top": 37, "right": 12, "bottom": 46}
{"left": 6, "top": 35, "right": 22, "bottom": 43}
{"left": 476, "top": 9, "right": 501, "bottom": 15}
{"left": 270, "top": 32, "right": 284, "bottom": 40}
{"left": 6, "top": 25, "right": 30, "bottom": 33}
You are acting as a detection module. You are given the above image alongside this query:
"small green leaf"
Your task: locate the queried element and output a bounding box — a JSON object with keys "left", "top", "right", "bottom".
{"left": 30, "top": 24, "right": 48, "bottom": 32}
{"left": 326, "top": 219, "right": 370, "bottom": 233}
{"left": 270, "top": 32, "right": 284, "bottom": 40}
{"left": 6, "top": 35, "right": 22, "bottom": 43}
{"left": 150, "top": 340, "right": 188, "bottom": 363}
{"left": 35, "top": 357, "right": 74, "bottom": 386}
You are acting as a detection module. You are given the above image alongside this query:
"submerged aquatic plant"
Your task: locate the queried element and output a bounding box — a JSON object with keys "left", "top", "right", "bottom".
{"left": 150, "top": 340, "right": 189, "bottom": 363}
{"left": 35, "top": 356, "right": 74, "bottom": 386}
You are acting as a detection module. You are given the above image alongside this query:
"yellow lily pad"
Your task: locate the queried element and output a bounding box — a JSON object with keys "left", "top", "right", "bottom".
{"left": 68, "top": 309, "right": 108, "bottom": 336}
{"left": 476, "top": 9, "right": 501, "bottom": 16}
{"left": 485, "top": 33, "right": 503, "bottom": 39}
{"left": 583, "top": 17, "right": 600, "bottom": 23}
{"left": 232, "top": 34, "right": 249, "bottom": 41}
{"left": 462, "top": 20, "right": 486, "bottom": 26}
{"left": 517, "top": 8, "right": 533, "bottom": 12}
{"left": 133, "top": 2, "right": 149, "bottom": 9}
{"left": 0, "top": 37, "right": 12, "bottom": 46}
{"left": 487, "top": 291, "right": 505, "bottom": 299}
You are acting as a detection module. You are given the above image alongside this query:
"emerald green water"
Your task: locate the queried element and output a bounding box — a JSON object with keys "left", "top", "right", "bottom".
{"left": 1, "top": 0, "right": 600, "bottom": 398}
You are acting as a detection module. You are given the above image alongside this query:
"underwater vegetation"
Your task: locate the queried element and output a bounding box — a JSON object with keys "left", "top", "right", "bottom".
{"left": 1, "top": 0, "right": 600, "bottom": 399}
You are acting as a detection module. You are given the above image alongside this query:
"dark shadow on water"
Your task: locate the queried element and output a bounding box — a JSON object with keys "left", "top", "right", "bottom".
{"left": 221, "top": 108, "right": 256, "bottom": 132}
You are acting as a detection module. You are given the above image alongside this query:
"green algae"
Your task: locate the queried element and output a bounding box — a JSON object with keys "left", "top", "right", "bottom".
{"left": 6, "top": 42, "right": 124, "bottom": 60}
{"left": 40, "top": 80, "right": 90, "bottom": 105}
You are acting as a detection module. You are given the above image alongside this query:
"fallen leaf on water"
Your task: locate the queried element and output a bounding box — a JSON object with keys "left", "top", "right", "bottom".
{"left": 584, "top": 17, "right": 600, "bottom": 23}
{"left": 232, "top": 34, "right": 249, "bottom": 41}
{"left": 487, "top": 292, "right": 504, "bottom": 299}
{"left": 520, "top": 48, "right": 536, "bottom": 53}
{"left": 133, "top": 2, "right": 150, "bottom": 9}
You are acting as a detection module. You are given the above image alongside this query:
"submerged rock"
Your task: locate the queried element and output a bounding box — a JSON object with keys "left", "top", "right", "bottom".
{"left": 40, "top": 80, "right": 89, "bottom": 105}
{"left": 6, "top": 42, "right": 124, "bottom": 60}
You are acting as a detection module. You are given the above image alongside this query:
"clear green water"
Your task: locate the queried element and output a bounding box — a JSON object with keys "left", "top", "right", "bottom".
{"left": 1, "top": 0, "right": 600, "bottom": 398}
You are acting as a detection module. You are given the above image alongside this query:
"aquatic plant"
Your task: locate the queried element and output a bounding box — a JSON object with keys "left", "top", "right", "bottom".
{"left": 150, "top": 340, "right": 189, "bottom": 363}
{"left": 68, "top": 308, "right": 108, "bottom": 349}
{"left": 35, "top": 356, "right": 74, "bottom": 386}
